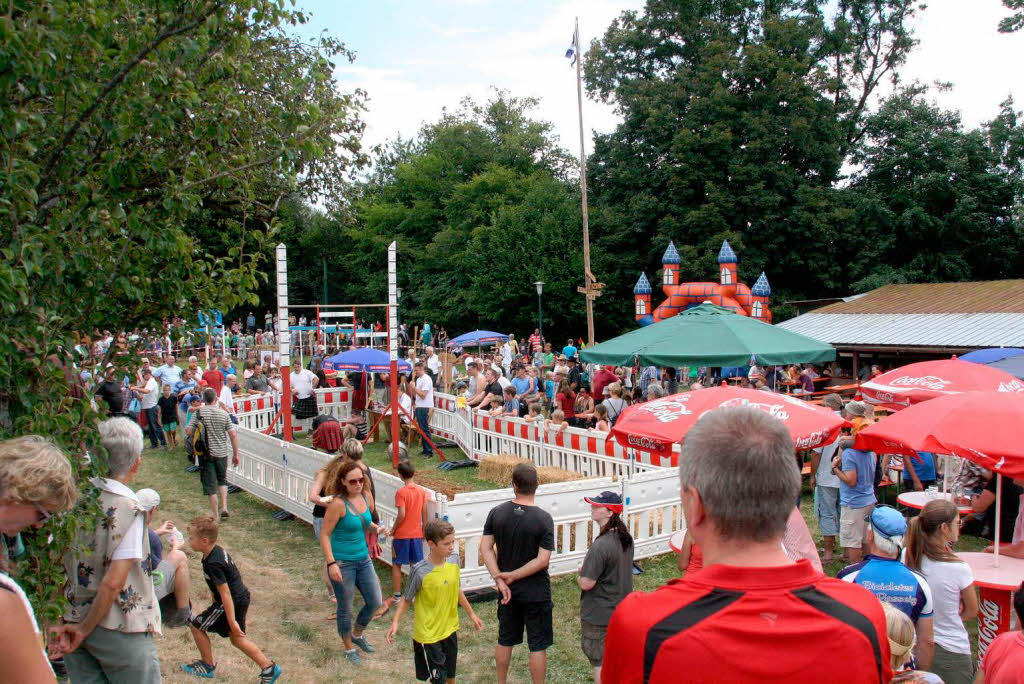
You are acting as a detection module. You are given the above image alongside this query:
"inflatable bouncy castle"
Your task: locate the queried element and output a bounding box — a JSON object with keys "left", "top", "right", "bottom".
{"left": 633, "top": 240, "right": 771, "bottom": 326}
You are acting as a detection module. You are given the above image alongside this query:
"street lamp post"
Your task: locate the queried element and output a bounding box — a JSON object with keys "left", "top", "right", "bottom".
{"left": 534, "top": 281, "right": 544, "bottom": 347}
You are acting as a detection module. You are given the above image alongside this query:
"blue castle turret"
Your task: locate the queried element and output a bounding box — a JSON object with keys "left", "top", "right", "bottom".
{"left": 634, "top": 273, "right": 653, "bottom": 324}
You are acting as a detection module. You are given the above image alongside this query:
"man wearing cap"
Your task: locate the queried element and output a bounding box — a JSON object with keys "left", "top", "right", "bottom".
{"left": 833, "top": 437, "right": 878, "bottom": 563}
{"left": 136, "top": 489, "right": 192, "bottom": 628}
{"left": 838, "top": 506, "right": 935, "bottom": 669}
{"left": 602, "top": 407, "right": 892, "bottom": 684}
{"left": 578, "top": 491, "right": 633, "bottom": 684}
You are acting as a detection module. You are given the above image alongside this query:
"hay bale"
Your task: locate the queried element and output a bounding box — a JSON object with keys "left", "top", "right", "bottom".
{"left": 536, "top": 466, "right": 584, "bottom": 484}
{"left": 479, "top": 454, "right": 585, "bottom": 487}
{"left": 478, "top": 454, "right": 527, "bottom": 485}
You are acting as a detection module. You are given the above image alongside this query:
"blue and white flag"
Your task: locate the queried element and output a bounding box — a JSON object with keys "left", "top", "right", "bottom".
{"left": 565, "top": 23, "right": 578, "bottom": 65}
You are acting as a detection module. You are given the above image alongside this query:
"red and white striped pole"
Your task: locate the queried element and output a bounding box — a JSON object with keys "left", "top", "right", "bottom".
{"left": 388, "top": 241, "right": 401, "bottom": 468}
{"left": 276, "top": 243, "right": 293, "bottom": 442}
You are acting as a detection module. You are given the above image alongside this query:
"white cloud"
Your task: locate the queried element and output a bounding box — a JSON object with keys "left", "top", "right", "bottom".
{"left": 334, "top": 0, "right": 1024, "bottom": 167}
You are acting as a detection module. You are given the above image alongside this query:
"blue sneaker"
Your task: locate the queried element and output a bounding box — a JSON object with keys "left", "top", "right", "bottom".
{"left": 344, "top": 649, "right": 363, "bottom": 665}
{"left": 351, "top": 635, "right": 375, "bottom": 653}
{"left": 259, "top": 663, "right": 282, "bottom": 683}
{"left": 182, "top": 660, "right": 216, "bottom": 678}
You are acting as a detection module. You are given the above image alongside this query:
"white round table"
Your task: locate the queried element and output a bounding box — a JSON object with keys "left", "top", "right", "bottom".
{"left": 957, "top": 552, "right": 1024, "bottom": 660}
{"left": 896, "top": 490, "right": 973, "bottom": 515}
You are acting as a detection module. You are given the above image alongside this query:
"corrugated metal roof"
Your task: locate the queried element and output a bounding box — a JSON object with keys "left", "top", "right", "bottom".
{"left": 816, "top": 281, "right": 1024, "bottom": 314}
{"left": 777, "top": 313, "right": 1024, "bottom": 348}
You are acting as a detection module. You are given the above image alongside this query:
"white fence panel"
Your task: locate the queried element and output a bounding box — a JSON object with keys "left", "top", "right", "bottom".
{"left": 622, "top": 467, "right": 684, "bottom": 560}
{"left": 446, "top": 477, "right": 617, "bottom": 590}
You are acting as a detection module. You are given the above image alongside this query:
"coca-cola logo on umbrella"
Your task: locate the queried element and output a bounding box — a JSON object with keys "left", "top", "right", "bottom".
{"left": 715, "top": 397, "right": 790, "bottom": 422}
{"left": 890, "top": 375, "right": 950, "bottom": 391}
{"left": 638, "top": 396, "right": 694, "bottom": 423}
{"left": 627, "top": 434, "right": 669, "bottom": 451}
{"left": 998, "top": 379, "right": 1024, "bottom": 393}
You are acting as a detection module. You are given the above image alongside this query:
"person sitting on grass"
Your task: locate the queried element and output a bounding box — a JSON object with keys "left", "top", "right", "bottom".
{"left": 385, "top": 520, "right": 484, "bottom": 684}
{"left": 182, "top": 516, "right": 281, "bottom": 682}
{"left": 378, "top": 460, "right": 428, "bottom": 618}
{"left": 135, "top": 488, "right": 192, "bottom": 628}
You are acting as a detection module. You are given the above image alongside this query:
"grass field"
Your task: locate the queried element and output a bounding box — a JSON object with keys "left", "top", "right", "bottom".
{"left": 136, "top": 438, "right": 992, "bottom": 683}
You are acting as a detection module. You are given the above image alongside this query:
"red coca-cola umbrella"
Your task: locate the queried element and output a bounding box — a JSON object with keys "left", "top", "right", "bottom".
{"left": 861, "top": 360, "right": 1024, "bottom": 410}
{"left": 855, "top": 391, "right": 1024, "bottom": 481}
{"left": 854, "top": 391, "right": 1024, "bottom": 567}
{"left": 611, "top": 387, "right": 849, "bottom": 461}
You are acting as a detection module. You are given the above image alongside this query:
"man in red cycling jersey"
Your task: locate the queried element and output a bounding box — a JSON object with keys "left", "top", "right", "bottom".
{"left": 603, "top": 407, "right": 892, "bottom": 684}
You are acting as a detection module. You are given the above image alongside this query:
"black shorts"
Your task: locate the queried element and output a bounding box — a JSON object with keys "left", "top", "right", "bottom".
{"left": 414, "top": 633, "right": 457, "bottom": 683}
{"left": 200, "top": 456, "right": 228, "bottom": 495}
{"left": 497, "top": 600, "right": 553, "bottom": 652}
{"left": 190, "top": 599, "right": 249, "bottom": 638}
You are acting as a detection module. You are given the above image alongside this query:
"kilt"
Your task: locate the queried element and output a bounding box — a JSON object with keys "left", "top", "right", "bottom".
{"left": 293, "top": 394, "right": 318, "bottom": 419}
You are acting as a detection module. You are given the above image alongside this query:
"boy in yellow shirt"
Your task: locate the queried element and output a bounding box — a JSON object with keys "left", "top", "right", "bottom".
{"left": 385, "top": 520, "right": 483, "bottom": 683}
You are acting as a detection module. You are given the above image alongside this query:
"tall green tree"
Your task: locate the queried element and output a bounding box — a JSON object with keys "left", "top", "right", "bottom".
{"left": 845, "top": 90, "right": 1023, "bottom": 289}
{"left": 1, "top": 0, "right": 365, "bottom": 618}
{"left": 582, "top": 0, "right": 920, "bottom": 333}
{"left": 331, "top": 93, "right": 585, "bottom": 337}
{"left": 999, "top": 0, "right": 1024, "bottom": 32}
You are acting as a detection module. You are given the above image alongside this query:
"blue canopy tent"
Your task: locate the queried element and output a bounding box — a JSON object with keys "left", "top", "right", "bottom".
{"left": 323, "top": 348, "right": 412, "bottom": 374}
{"left": 960, "top": 348, "right": 1024, "bottom": 379}
{"left": 959, "top": 348, "right": 1024, "bottom": 364}
{"left": 446, "top": 330, "right": 509, "bottom": 348}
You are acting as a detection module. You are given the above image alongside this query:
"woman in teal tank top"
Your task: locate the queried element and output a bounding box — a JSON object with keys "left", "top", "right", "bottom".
{"left": 319, "top": 462, "right": 383, "bottom": 664}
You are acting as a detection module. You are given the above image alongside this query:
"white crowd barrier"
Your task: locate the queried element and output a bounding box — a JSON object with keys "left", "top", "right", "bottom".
{"left": 227, "top": 385, "right": 680, "bottom": 587}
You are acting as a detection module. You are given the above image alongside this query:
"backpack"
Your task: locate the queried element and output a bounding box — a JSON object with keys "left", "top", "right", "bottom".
{"left": 190, "top": 411, "right": 209, "bottom": 462}
{"left": 605, "top": 398, "right": 626, "bottom": 427}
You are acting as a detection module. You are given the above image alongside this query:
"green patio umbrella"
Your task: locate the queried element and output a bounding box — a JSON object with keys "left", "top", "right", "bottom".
{"left": 579, "top": 302, "right": 835, "bottom": 367}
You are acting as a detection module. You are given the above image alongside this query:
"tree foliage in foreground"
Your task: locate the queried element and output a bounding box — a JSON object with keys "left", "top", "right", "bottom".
{"left": 0, "top": 0, "right": 365, "bottom": 620}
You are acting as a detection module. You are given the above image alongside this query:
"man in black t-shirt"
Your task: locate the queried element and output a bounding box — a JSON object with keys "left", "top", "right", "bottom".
{"left": 481, "top": 463, "right": 555, "bottom": 684}
{"left": 95, "top": 365, "right": 124, "bottom": 415}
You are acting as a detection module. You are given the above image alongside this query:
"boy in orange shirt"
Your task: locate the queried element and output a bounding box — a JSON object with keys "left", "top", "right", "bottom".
{"left": 381, "top": 460, "right": 428, "bottom": 615}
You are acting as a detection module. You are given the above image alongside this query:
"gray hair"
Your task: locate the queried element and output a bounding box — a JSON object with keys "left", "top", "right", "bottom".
{"left": 98, "top": 417, "right": 143, "bottom": 477}
{"left": 678, "top": 407, "right": 799, "bottom": 542}
{"left": 646, "top": 384, "right": 666, "bottom": 400}
{"left": 873, "top": 531, "right": 904, "bottom": 557}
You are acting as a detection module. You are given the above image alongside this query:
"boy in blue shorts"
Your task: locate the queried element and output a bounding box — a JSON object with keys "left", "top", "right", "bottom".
{"left": 380, "top": 460, "right": 428, "bottom": 615}
{"left": 386, "top": 520, "right": 483, "bottom": 683}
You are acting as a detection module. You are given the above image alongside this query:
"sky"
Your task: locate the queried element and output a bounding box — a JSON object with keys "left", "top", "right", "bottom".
{"left": 298, "top": 0, "right": 1024, "bottom": 160}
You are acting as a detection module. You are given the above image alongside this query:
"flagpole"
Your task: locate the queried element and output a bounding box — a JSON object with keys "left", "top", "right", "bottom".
{"left": 574, "top": 17, "right": 596, "bottom": 346}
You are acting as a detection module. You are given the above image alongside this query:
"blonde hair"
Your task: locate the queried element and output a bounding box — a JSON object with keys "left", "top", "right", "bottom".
{"left": 0, "top": 436, "right": 77, "bottom": 512}
{"left": 607, "top": 382, "right": 623, "bottom": 398}
{"left": 883, "top": 602, "right": 916, "bottom": 669}
{"left": 342, "top": 437, "right": 363, "bottom": 460}
{"left": 188, "top": 515, "right": 219, "bottom": 543}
